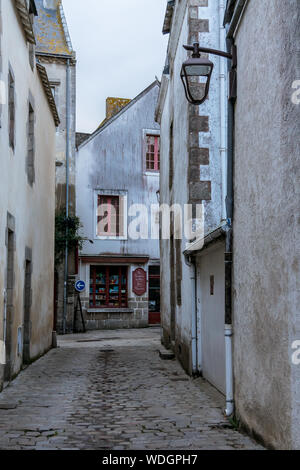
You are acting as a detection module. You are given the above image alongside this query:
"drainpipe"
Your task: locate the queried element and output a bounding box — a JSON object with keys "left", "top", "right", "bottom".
{"left": 224, "top": 33, "right": 235, "bottom": 417}
{"left": 185, "top": 255, "right": 198, "bottom": 374}
{"left": 62, "top": 58, "right": 71, "bottom": 335}
{"left": 219, "top": 0, "right": 227, "bottom": 222}
{"left": 191, "top": 261, "right": 197, "bottom": 374}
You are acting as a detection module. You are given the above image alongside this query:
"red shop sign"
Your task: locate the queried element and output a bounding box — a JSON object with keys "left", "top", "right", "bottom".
{"left": 132, "top": 268, "right": 147, "bottom": 296}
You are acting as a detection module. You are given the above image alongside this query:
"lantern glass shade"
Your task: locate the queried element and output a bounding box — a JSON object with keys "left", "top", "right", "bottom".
{"left": 181, "top": 57, "right": 214, "bottom": 105}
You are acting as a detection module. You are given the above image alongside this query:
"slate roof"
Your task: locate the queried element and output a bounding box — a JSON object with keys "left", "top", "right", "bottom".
{"left": 34, "top": 0, "right": 73, "bottom": 55}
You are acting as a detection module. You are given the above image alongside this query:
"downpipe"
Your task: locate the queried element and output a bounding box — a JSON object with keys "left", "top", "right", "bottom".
{"left": 62, "top": 58, "right": 71, "bottom": 335}
{"left": 219, "top": 0, "right": 227, "bottom": 222}
{"left": 191, "top": 262, "right": 198, "bottom": 375}
{"left": 224, "top": 30, "right": 235, "bottom": 417}
{"left": 225, "top": 324, "right": 234, "bottom": 416}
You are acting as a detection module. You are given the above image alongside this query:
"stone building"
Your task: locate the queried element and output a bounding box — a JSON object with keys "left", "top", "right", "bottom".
{"left": 34, "top": 0, "right": 77, "bottom": 334}
{"left": 156, "top": 0, "right": 229, "bottom": 396}
{"left": 224, "top": 0, "right": 300, "bottom": 450}
{"left": 76, "top": 82, "right": 161, "bottom": 330}
{"left": 0, "top": 0, "right": 58, "bottom": 390}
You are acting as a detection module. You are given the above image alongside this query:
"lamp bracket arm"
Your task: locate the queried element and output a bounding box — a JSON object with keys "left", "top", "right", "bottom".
{"left": 183, "top": 44, "right": 237, "bottom": 67}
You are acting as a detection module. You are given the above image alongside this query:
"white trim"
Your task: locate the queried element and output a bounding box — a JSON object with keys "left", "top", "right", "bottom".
{"left": 144, "top": 172, "right": 160, "bottom": 177}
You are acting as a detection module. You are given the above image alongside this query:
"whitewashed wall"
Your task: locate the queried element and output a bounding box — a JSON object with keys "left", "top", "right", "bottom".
{"left": 0, "top": 0, "right": 56, "bottom": 388}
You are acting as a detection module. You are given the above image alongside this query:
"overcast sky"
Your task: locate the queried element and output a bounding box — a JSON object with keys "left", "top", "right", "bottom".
{"left": 62, "top": 0, "right": 169, "bottom": 133}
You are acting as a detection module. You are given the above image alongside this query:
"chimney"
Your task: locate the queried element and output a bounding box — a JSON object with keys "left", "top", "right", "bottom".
{"left": 106, "top": 97, "right": 131, "bottom": 120}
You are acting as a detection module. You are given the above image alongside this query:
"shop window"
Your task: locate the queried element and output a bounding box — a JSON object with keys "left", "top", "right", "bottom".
{"left": 97, "top": 194, "right": 126, "bottom": 238}
{"left": 89, "top": 266, "right": 128, "bottom": 308}
{"left": 146, "top": 135, "right": 160, "bottom": 171}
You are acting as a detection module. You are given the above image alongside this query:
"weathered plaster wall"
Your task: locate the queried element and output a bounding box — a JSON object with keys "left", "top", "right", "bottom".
{"left": 0, "top": 0, "right": 55, "bottom": 388}
{"left": 157, "top": 0, "right": 226, "bottom": 375}
{"left": 34, "top": 0, "right": 77, "bottom": 334}
{"left": 232, "top": 0, "right": 300, "bottom": 449}
{"left": 76, "top": 83, "right": 160, "bottom": 329}
{"left": 39, "top": 59, "right": 76, "bottom": 213}
{"left": 76, "top": 84, "right": 160, "bottom": 258}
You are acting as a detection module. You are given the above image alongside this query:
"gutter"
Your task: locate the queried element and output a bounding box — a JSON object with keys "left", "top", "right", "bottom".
{"left": 35, "top": 51, "right": 76, "bottom": 63}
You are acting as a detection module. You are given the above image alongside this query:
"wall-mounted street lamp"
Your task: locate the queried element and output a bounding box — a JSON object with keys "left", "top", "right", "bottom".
{"left": 181, "top": 43, "right": 237, "bottom": 105}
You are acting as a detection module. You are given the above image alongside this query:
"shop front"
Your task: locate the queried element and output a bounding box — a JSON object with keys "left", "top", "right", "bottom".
{"left": 78, "top": 256, "right": 160, "bottom": 330}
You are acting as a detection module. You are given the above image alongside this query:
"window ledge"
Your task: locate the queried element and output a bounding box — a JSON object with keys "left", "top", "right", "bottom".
{"left": 87, "top": 308, "right": 134, "bottom": 314}
{"left": 144, "top": 172, "right": 160, "bottom": 177}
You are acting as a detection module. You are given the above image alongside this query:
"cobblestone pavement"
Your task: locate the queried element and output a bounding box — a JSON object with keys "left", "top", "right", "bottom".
{"left": 0, "top": 328, "right": 262, "bottom": 450}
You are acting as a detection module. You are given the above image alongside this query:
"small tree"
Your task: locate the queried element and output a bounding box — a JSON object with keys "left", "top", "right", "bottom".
{"left": 55, "top": 209, "right": 84, "bottom": 267}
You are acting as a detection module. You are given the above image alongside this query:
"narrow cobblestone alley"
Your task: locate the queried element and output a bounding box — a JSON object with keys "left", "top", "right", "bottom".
{"left": 0, "top": 329, "right": 262, "bottom": 450}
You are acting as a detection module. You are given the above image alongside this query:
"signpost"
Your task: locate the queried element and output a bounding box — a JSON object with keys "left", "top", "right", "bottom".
{"left": 74, "top": 280, "right": 86, "bottom": 333}
{"left": 75, "top": 280, "right": 86, "bottom": 293}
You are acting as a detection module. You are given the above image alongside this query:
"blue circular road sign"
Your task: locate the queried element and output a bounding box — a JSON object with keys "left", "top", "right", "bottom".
{"left": 75, "top": 280, "right": 86, "bottom": 293}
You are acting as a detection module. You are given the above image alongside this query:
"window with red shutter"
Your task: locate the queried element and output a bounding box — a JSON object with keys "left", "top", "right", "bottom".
{"left": 146, "top": 135, "right": 160, "bottom": 172}
{"left": 97, "top": 195, "right": 120, "bottom": 236}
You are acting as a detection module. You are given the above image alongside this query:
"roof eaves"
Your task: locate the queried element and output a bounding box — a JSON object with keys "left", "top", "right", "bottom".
{"left": 78, "top": 80, "right": 160, "bottom": 150}
{"left": 14, "top": 0, "right": 36, "bottom": 44}
{"left": 183, "top": 224, "right": 228, "bottom": 256}
{"left": 224, "top": 0, "right": 236, "bottom": 25}
{"left": 36, "top": 62, "right": 60, "bottom": 127}
{"left": 58, "top": 0, "right": 73, "bottom": 52}
{"left": 162, "top": 1, "right": 175, "bottom": 35}
{"left": 224, "top": 0, "right": 248, "bottom": 36}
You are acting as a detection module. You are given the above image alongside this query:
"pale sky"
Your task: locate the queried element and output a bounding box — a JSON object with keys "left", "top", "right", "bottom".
{"left": 62, "top": 0, "right": 169, "bottom": 133}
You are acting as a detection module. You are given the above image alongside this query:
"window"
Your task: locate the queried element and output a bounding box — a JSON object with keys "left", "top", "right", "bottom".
{"left": 89, "top": 266, "right": 128, "bottom": 308}
{"left": 49, "top": 81, "right": 60, "bottom": 111}
{"left": 27, "top": 102, "right": 35, "bottom": 185}
{"left": 146, "top": 135, "right": 160, "bottom": 171}
{"left": 149, "top": 266, "right": 161, "bottom": 325}
{"left": 169, "top": 122, "right": 173, "bottom": 190}
{"left": 96, "top": 193, "right": 126, "bottom": 238}
{"left": 8, "top": 70, "right": 15, "bottom": 150}
{"left": 29, "top": 43, "right": 35, "bottom": 70}
{"left": 50, "top": 86, "right": 56, "bottom": 102}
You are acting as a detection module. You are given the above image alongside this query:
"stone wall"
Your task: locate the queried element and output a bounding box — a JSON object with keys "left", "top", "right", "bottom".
{"left": 230, "top": 0, "right": 300, "bottom": 450}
